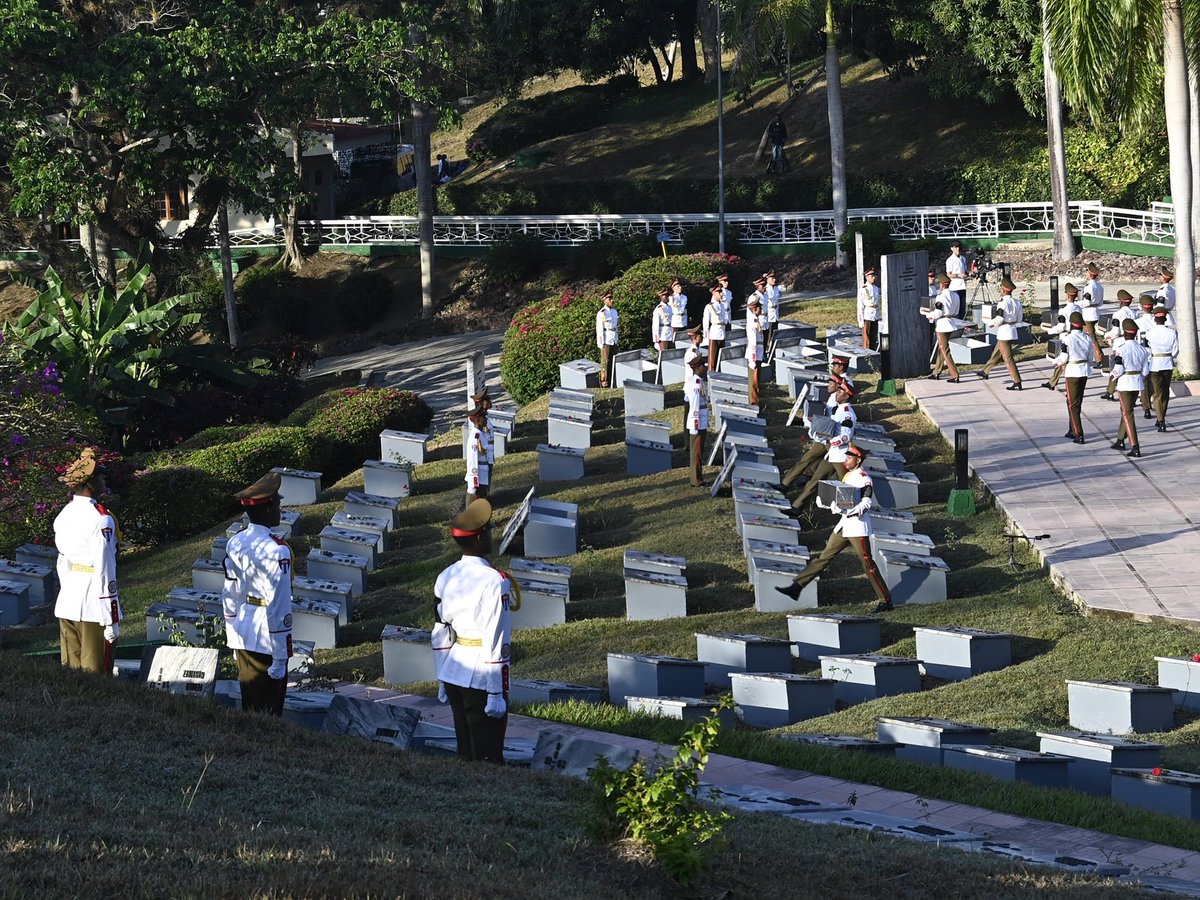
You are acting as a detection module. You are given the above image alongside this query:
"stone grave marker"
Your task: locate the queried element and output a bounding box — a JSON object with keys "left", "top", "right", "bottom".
{"left": 913, "top": 626, "right": 1012, "bottom": 681}
{"left": 876, "top": 716, "right": 996, "bottom": 766}
{"left": 625, "top": 416, "right": 670, "bottom": 445}
{"left": 730, "top": 673, "right": 837, "bottom": 728}
{"left": 306, "top": 549, "right": 367, "bottom": 597}
{"left": 380, "top": 625, "right": 435, "bottom": 685}
{"left": 537, "top": 444, "right": 586, "bottom": 482}
{"left": 878, "top": 550, "right": 950, "bottom": 605}
{"left": 820, "top": 654, "right": 921, "bottom": 705}
{"left": 319, "top": 526, "right": 378, "bottom": 571}
{"left": 624, "top": 569, "right": 687, "bottom": 621}
{"left": 626, "top": 437, "right": 673, "bottom": 476}
{"left": 546, "top": 410, "right": 592, "bottom": 450}
{"left": 624, "top": 550, "right": 685, "bottom": 576}
{"left": 191, "top": 558, "right": 227, "bottom": 594}
{"left": 1037, "top": 731, "right": 1164, "bottom": 797}
{"left": 330, "top": 511, "right": 390, "bottom": 552}
{"left": 497, "top": 487, "right": 536, "bottom": 556}
{"left": 870, "top": 531, "right": 933, "bottom": 569}
{"left": 510, "top": 579, "right": 567, "bottom": 630}
{"left": 1155, "top": 656, "right": 1200, "bottom": 711}
{"left": 943, "top": 745, "right": 1071, "bottom": 789}
{"left": 323, "top": 694, "right": 421, "bottom": 750}
{"left": 508, "top": 558, "right": 571, "bottom": 598}
{"left": 0, "top": 559, "right": 54, "bottom": 607}
{"left": 523, "top": 498, "right": 579, "bottom": 558}
{"left": 880, "top": 249, "right": 931, "bottom": 378}
{"left": 342, "top": 491, "right": 400, "bottom": 529}
{"left": 293, "top": 576, "right": 354, "bottom": 626}
{"left": 1111, "top": 768, "right": 1200, "bottom": 820}
{"left": 613, "top": 349, "right": 657, "bottom": 385}
{"left": 291, "top": 594, "right": 341, "bottom": 649}
{"left": 269, "top": 467, "right": 322, "bottom": 506}
{"left": 559, "top": 359, "right": 601, "bottom": 390}
{"left": 623, "top": 381, "right": 666, "bottom": 416}
{"left": 749, "top": 557, "right": 816, "bottom": 611}
{"left": 695, "top": 631, "right": 793, "bottom": 688}
{"left": 1066, "top": 680, "right": 1175, "bottom": 734}
{"left": 509, "top": 679, "right": 602, "bottom": 706}
{"left": 869, "top": 470, "right": 921, "bottom": 509}
{"left": 606, "top": 653, "right": 705, "bottom": 707}
{"left": 0, "top": 580, "right": 31, "bottom": 625}
{"left": 465, "top": 349, "right": 485, "bottom": 407}
{"left": 379, "top": 430, "right": 429, "bottom": 466}
{"left": 626, "top": 696, "right": 738, "bottom": 729}
{"left": 531, "top": 732, "right": 639, "bottom": 779}
{"left": 779, "top": 733, "right": 900, "bottom": 757}
{"left": 739, "top": 513, "right": 802, "bottom": 549}
{"left": 139, "top": 645, "right": 219, "bottom": 698}
{"left": 362, "top": 459, "right": 413, "bottom": 500}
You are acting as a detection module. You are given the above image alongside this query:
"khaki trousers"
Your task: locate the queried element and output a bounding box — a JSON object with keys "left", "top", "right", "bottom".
{"left": 931, "top": 331, "right": 959, "bottom": 378}
{"left": 981, "top": 339, "right": 1020, "bottom": 384}
{"left": 1065, "top": 376, "right": 1087, "bottom": 437}
{"left": 236, "top": 649, "right": 287, "bottom": 716}
{"left": 59, "top": 619, "right": 110, "bottom": 674}
{"left": 599, "top": 343, "right": 616, "bottom": 387}
{"left": 791, "top": 532, "right": 891, "bottom": 605}
{"left": 688, "top": 430, "right": 706, "bottom": 485}
{"left": 1116, "top": 390, "right": 1140, "bottom": 446}
{"left": 1149, "top": 370, "right": 1173, "bottom": 423}
{"left": 707, "top": 338, "right": 723, "bottom": 371}
{"left": 747, "top": 363, "right": 760, "bottom": 405}
{"left": 793, "top": 459, "right": 838, "bottom": 508}
{"left": 783, "top": 441, "right": 828, "bottom": 486}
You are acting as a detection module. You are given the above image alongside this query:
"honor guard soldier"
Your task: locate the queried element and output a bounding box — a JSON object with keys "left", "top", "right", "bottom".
{"left": 1081, "top": 263, "right": 1106, "bottom": 364}
{"left": 1100, "top": 290, "right": 1137, "bottom": 401}
{"left": 764, "top": 270, "right": 782, "bottom": 350}
{"left": 652, "top": 290, "right": 674, "bottom": 353}
{"left": 924, "top": 274, "right": 961, "bottom": 382}
{"left": 927, "top": 269, "right": 939, "bottom": 300}
{"left": 830, "top": 353, "right": 855, "bottom": 394}
{"left": 465, "top": 401, "right": 494, "bottom": 508}
{"left": 1041, "top": 282, "right": 1082, "bottom": 390}
{"left": 222, "top": 471, "right": 293, "bottom": 716}
{"left": 669, "top": 279, "right": 689, "bottom": 332}
{"left": 1146, "top": 305, "right": 1180, "bottom": 432}
{"left": 1110, "top": 318, "right": 1150, "bottom": 457}
{"left": 594, "top": 291, "right": 619, "bottom": 388}
{"left": 1055, "top": 311, "right": 1093, "bottom": 444}
{"left": 946, "top": 240, "right": 967, "bottom": 308}
{"left": 776, "top": 445, "right": 892, "bottom": 611}
{"left": 432, "top": 499, "right": 513, "bottom": 763}
{"left": 781, "top": 379, "right": 857, "bottom": 490}
{"left": 718, "top": 273, "right": 734, "bottom": 323}
{"left": 978, "top": 276, "right": 1024, "bottom": 390}
{"left": 745, "top": 294, "right": 766, "bottom": 405}
{"left": 857, "top": 268, "right": 881, "bottom": 350}
{"left": 788, "top": 397, "right": 857, "bottom": 511}
{"left": 54, "top": 448, "right": 121, "bottom": 675}
{"left": 683, "top": 324, "right": 704, "bottom": 369}
{"left": 702, "top": 284, "right": 727, "bottom": 370}
{"left": 1134, "top": 294, "right": 1159, "bottom": 417}
{"left": 685, "top": 356, "right": 710, "bottom": 487}
{"left": 1157, "top": 266, "right": 1176, "bottom": 311}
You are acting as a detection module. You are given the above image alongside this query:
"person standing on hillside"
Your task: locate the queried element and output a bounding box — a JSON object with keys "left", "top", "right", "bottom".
{"left": 764, "top": 270, "right": 781, "bottom": 353}
{"left": 54, "top": 447, "right": 121, "bottom": 675}
{"left": 702, "top": 284, "right": 727, "bottom": 371}
{"left": 945, "top": 240, "right": 967, "bottom": 309}
{"left": 669, "top": 279, "right": 688, "bottom": 332}
{"left": 684, "top": 355, "right": 710, "bottom": 487}
{"left": 745, "top": 294, "right": 766, "bottom": 405}
{"left": 718, "top": 273, "right": 734, "bottom": 323}
{"left": 652, "top": 290, "right": 674, "bottom": 354}
{"left": 594, "top": 291, "right": 619, "bottom": 388}
{"left": 465, "top": 401, "right": 494, "bottom": 508}
{"left": 767, "top": 113, "right": 790, "bottom": 174}
{"left": 857, "top": 268, "right": 881, "bottom": 351}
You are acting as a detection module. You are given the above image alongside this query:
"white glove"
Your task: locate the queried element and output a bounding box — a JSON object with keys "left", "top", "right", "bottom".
{"left": 103, "top": 623, "right": 120, "bottom": 643}
{"left": 438, "top": 682, "right": 448, "bottom": 704}
{"left": 829, "top": 502, "right": 843, "bottom": 515}
{"left": 267, "top": 659, "right": 287, "bottom": 680}
{"left": 484, "top": 693, "right": 507, "bottom": 719}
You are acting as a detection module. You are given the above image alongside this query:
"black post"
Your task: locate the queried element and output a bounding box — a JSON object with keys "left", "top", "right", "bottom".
{"left": 1049, "top": 275, "right": 1060, "bottom": 318}
{"left": 954, "top": 428, "right": 969, "bottom": 491}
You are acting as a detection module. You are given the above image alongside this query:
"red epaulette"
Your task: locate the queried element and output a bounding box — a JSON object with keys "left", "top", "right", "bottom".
{"left": 271, "top": 535, "right": 288, "bottom": 547}
{"left": 94, "top": 502, "right": 109, "bottom": 516}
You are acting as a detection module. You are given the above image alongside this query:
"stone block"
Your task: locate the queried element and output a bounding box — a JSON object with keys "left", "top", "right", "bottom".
{"left": 876, "top": 716, "right": 997, "bottom": 766}
{"left": 825, "top": 341, "right": 879, "bottom": 372}
{"left": 547, "top": 412, "right": 592, "bottom": 450}
{"left": 330, "top": 511, "right": 390, "bottom": 552}
{"left": 624, "top": 569, "right": 687, "bottom": 621}
{"left": 1066, "top": 680, "right": 1175, "bottom": 734}
{"left": 819, "top": 654, "right": 922, "bottom": 706}
{"left": 779, "top": 733, "right": 900, "bottom": 757}
{"left": 1037, "top": 731, "right": 1164, "bottom": 796}
{"left": 165, "top": 587, "right": 222, "bottom": 615}
{"left": 745, "top": 538, "right": 809, "bottom": 566}
{"left": 342, "top": 491, "right": 400, "bottom": 530}
{"left": 306, "top": 549, "right": 367, "bottom": 597}
{"left": 626, "top": 695, "right": 737, "bottom": 729}
{"left": 531, "top": 731, "right": 640, "bottom": 779}
{"left": 624, "top": 550, "right": 686, "bottom": 577}
{"left": 722, "top": 413, "right": 767, "bottom": 441}
{"left": 538, "top": 443, "right": 586, "bottom": 482}
{"left": 740, "top": 513, "right": 803, "bottom": 549}
{"left": 879, "top": 551, "right": 950, "bottom": 605}
{"left": 623, "top": 381, "right": 666, "bottom": 416}
{"left": 870, "top": 470, "right": 921, "bottom": 509}
{"left": 862, "top": 450, "right": 908, "bottom": 474}
{"left": 695, "top": 631, "right": 794, "bottom": 688}
{"left": 508, "top": 558, "right": 571, "bottom": 598}
{"left": 613, "top": 349, "right": 657, "bottom": 386}
{"left": 871, "top": 531, "right": 933, "bottom": 569}
{"left": 852, "top": 434, "right": 898, "bottom": 457}
{"left": 730, "top": 673, "right": 837, "bottom": 728}
{"left": 731, "top": 459, "right": 779, "bottom": 487}
{"left": 659, "top": 348, "right": 690, "bottom": 384}
{"left": 607, "top": 653, "right": 706, "bottom": 707}
{"left": 871, "top": 507, "right": 916, "bottom": 535}
{"left": 725, "top": 443, "right": 774, "bottom": 469}
{"left": 293, "top": 576, "right": 353, "bottom": 626}
{"left": 380, "top": 625, "right": 435, "bottom": 685}
{"left": 319, "top": 526, "right": 378, "bottom": 572}
{"left": 379, "top": 429, "right": 429, "bottom": 466}
{"left": 734, "top": 498, "right": 789, "bottom": 537}
{"left": 139, "top": 645, "right": 219, "bottom": 698}
{"left": 510, "top": 579, "right": 567, "bottom": 631}
{"left": 1111, "top": 769, "right": 1200, "bottom": 820}
{"left": 210, "top": 536, "right": 230, "bottom": 563}
{"left": 625, "top": 415, "right": 670, "bottom": 445}
{"left": 291, "top": 594, "right": 340, "bottom": 649}
{"left": 509, "top": 679, "right": 603, "bottom": 706}
{"left": 191, "top": 558, "right": 227, "bottom": 594}
{"left": 944, "top": 745, "right": 1071, "bottom": 789}
{"left": 0, "top": 559, "right": 54, "bottom": 607}
{"left": 913, "top": 626, "right": 1012, "bottom": 681}
{"left": 750, "top": 557, "right": 817, "bottom": 612}
{"left": 949, "top": 337, "right": 994, "bottom": 365}
{"left": 523, "top": 499, "right": 578, "bottom": 558}
{"left": 551, "top": 386, "right": 595, "bottom": 411}
{"left": 362, "top": 459, "right": 413, "bottom": 500}
{"left": 560, "top": 359, "right": 601, "bottom": 390}
{"left": 0, "top": 580, "right": 31, "bottom": 625}
{"left": 276, "top": 510, "right": 300, "bottom": 537}
{"left": 269, "top": 467, "right": 322, "bottom": 506}
{"left": 719, "top": 355, "right": 751, "bottom": 378}
{"left": 323, "top": 694, "right": 420, "bottom": 750}
{"left": 1155, "top": 656, "right": 1200, "bottom": 711}
{"left": 15, "top": 542, "right": 58, "bottom": 570}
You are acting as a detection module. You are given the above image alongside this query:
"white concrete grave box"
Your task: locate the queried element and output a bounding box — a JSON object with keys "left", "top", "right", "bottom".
{"left": 606, "top": 653, "right": 706, "bottom": 707}
{"left": 625, "top": 415, "right": 670, "bottom": 445}
{"left": 523, "top": 498, "right": 578, "bottom": 558}
{"left": 510, "top": 579, "right": 568, "bottom": 631}
{"left": 145, "top": 601, "right": 218, "bottom": 645}
{"left": 191, "top": 558, "right": 227, "bottom": 594}
{"left": 826, "top": 342, "right": 879, "bottom": 372}
{"left": 943, "top": 745, "right": 1071, "bottom": 789}
{"left": 509, "top": 679, "right": 602, "bottom": 706}
{"left": 330, "top": 511, "right": 390, "bottom": 552}
{"left": 1037, "top": 731, "right": 1164, "bottom": 796}
{"left": 613, "top": 349, "right": 657, "bottom": 385}
{"left": 745, "top": 539, "right": 809, "bottom": 566}
{"left": 871, "top": 507, "right": 916, "bottom": 535}
{"left": 1155, "top": 656, "right": 1200, "bottom": 711}
{"left": 550, "top": 386, "right": 595, "bottom": 412}
{"left": 624, "top": 569, "right": 688, "bottom": 621}
{"left": 852, "top": 436, "right": 899, "bottom": 460}
{"left": 508, "top": 558, "right": 571, "bottom": 598}
{"left": 269, "top": 467, "right": 322, "bottom": 506}
{"left": 0, "top": 580, "right": 31, "bottom": 625}
{"left": 560, "top": 359, "right": 601, "bottom": 390}
{"left": 166, "top": 587, "right": 222, "bottom": 615}
{"left": 0, "top": 559, "right": 54, "bottom": 607}
{"left": 734, "top": 499, "right": 789, "bottom": 537}
{"left": 871, "top": 531, "right": 934, "bottom": 569}
{"left": 724, "top": 442, "right": 774, "bottom": 469}
{"left": 362, "top": 459, "right": 413, "bottom": 500}
{"left": 624, "top": 551, "right": 685, "bottom": 577}
{"left": 869, "top": 470, "right": 921, "bottom": 509}
{"left": 820, "top": 654, "right": 922, "bottom": 706}
{"left": 876, "top": 716, "right": 997, "bottom": 766}
{"left": 140, "top": 645, "right": 219, "bottom": 698}
{"left": 293, "top": 575, "right": 353, "bottom": 625}
{"left": 549, "top": 397, "right": 595, "bottom": 421}
{"left": 707, "top": 371, "right": 744, "bottom": 393}
{"left": 489, "top": 417, "right": 512, "bottom": 460}
{"left": 379, "top": 429, "right": 429, "bottom": 466}
{"left": 659, "top": 348, "right": 690, "bottom": 384}
{"left": 731, "top": 459, "right": 780, "bottom": 486}
{"left": 319, "top": 526, "right": 378, "bottom": 572}
{"left": 1111, "top": 769, "right": 1200, "bottom": 820}
{"left": 380, "top": 625, "right": 436, "bottom": 685}
{"left": 306, "top": 549, "right": 367, "bottom": 597}
{"left": 730, "top": 673, "right": 837, "bottom": 728}
{"left": 626, "top": 695, "right": 737, "bottom": 729}
{"left": 342, "top": 491, "right": 400, "bottom": 530}
{"left": 740, "top": 513, "right": 803, "bottom": 550}
{"left": 1066, "top": 680, "right": 1175, "bottom": 734}
{"left": 210, "top": 536, "right": 230, "bottom": 563}
{"left": 15, "top": 542, "right": 58, "bottom": 572}
{"left": 623, "top": 381, "right": 666, "bottom": 416}
{"left": 949, "top": 337, "right": 994, "bottom": 365}
{"left": 546, "top": 411, "right": 592, "bottom": 450}
{"left": 750, "top": 557, "right": 817, "bottom": 612}
{"left": 722, "top": 413, "right": 767, "bottom": 441}
{"left": 780, "top": 733, "right": 900, "bottom": 757}
{"left": 695, "top": 631, "right": 794, "bottom": 688}
{"left": 538, "top": 443, "right": 586, "bottom": 482}
{"left": 862, "top": 450, "right": 908, "bottom": 475}
{"left": 324, "top": 694, "right": 421, "bottom": 750}
{"left": 913, "top": 626, "right": 1012, "bottom": 681}
{"left": 718, "top": 355, "right": 751, "bottom": 378}
{"left": 879, "top": 550, "right": 950, "bottom": 605}
{"left": 290, "top": 594, "right": 341, "bottom": 649}
{"left": 275, "top": 509, "right": 300, "bottom": 537}
{"left": 626, "top": 438, "right": 673, "bottom": 476}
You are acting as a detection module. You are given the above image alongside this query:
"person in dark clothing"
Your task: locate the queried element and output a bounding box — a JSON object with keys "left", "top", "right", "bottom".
{"left": 767, "top": 114, "right": 790, "bottom": 174}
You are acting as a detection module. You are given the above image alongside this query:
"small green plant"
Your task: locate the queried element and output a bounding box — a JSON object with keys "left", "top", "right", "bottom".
{"left": 586, "top": 697, "right": 733, "bottom": 886}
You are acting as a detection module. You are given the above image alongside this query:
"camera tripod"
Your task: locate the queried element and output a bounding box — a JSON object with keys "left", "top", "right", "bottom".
{"left": 1004, "top": 530, "right": 1050, "bottom": 574}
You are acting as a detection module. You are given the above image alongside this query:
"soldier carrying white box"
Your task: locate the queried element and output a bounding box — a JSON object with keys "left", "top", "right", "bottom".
{"left": 465, "top": 389, "right": 494, "bottom": 510}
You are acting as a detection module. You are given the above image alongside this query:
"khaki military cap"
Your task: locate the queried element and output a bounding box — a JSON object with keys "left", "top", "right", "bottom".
{"left": 450, "top": 498, "right": 492, "bottom": 536}
{"left": 235, "top": 471, "right": 281, "bottom": 506}
{"left": 1116, "top": 289, "right": 1133, "bottom": 303}
{"left": 60, "top": 447, "right": 105, "bottom": 487}
{"left": 1000, "top": 277, "right": 1016, "bottom": 291}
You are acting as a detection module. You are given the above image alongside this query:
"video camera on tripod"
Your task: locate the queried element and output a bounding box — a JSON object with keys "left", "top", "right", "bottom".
{"left": 969, "top": 250, "right": 1005, "bottom": 281}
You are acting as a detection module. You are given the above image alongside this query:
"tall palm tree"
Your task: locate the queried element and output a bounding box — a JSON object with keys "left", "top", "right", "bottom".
{"left": 1042, "top": 0, "right": 1076, "bottom": 262}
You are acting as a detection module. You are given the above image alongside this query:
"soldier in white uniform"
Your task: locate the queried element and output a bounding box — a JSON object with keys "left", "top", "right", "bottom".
{"left": 432, "top": 499, "right": 513, "bottom": 763}
{"left": 683, "top": 324, "right": 704, "bottom": 370}
{"left": 702, "top": 284, "right": 727, "bottom": 371}
{"left": 1055, "top": 311, "right": 1093, "bottom": 444}
{"left": 669, "top": 279, "right": 688, "bottom": 332}
{"left": 789, "top": 409, "right": 856, "bottom": 510}
{"left": 1082, "top": 263, "right": 1105, "bottom": 365}
{"left": 718, "top": 273, "right": 734, "bottom": 324}
{"left": 652, "top": 290, "right": 674, "bottom": 352}
{"left": 465, "top": 402, "right": 493, "bottom": 508}
{"left": 946, "top": 240, "right": 968, "bottom": 308}
{"left": 1156, "top": 266, "right": 1176, "bottom": 311}
{"left": 1100, "top": 290, "right": 1137, "bottom": 401}
{"left": 684, "top": 356, "right": 710, "bottom": 487}
{"left": 927, "top": 269, "right": 939, "bottom": 300}
{"left": 221, "top": 471, "right": 293, "bottom": 716}
{"left": 776, "top": 446, "right": 892, "bottom": 611}
{"left": 54, "top": 448, "right": 121, "bottom": 675}
{"left": 781, "top": 380, "right": 857, "bottom": 489}
{"left": 764, "top": 270, "right": 782, "bottom": 350}
{"left": 594, "top": 290, "right": 619, "bottom": 388}
{"left": 1109, "top": 318, "right": 1150, "bottom": 457}
{"left": 745, "top": 294, "right": 766, "bottom": 405}
{"left": 1134, "top": 294, "right": 1161, "bottom": 417}
{"left": 1040, "top": 282, "right": 1082, "bottom": 391}
{"left": 923, "top": 274, "right": 961, "bottom": 382}
{"left": 978, "top": 276, "right": 1023, "bottom": 390}
{"left": 857, "top": 268, "right": 881, "bottom": 351}
{"left": 1146, "top": 306, "right": 1180, "bottom": 432}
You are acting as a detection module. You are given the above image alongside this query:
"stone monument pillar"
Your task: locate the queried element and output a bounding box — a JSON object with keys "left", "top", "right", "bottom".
{"left": 881, "top": 251, "right": 931, "bottom": 379}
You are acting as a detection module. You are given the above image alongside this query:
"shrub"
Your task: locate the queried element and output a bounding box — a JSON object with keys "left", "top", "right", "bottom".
{"left": 182, "top": 426, "right": 335, "bottom": 488}
{"left": 467, "top": 85, "right": 610, "bottom": 162}
{"left": 118, "top": 466, "right": 234, "bottom": 546}
{"left": 839, "top": 220, "right": 895, "bottom": 269}
{"left": 681, "top": 223, "right": 744, "bottom": 256}
{"left": 187, "top": 268, "right": 229, "bottom": 343}
{"left": 334, "top": 271, "right": 394, "bottom": 332}
{"left": 237, "top": 264, "right": 308, "bottom": 334}
{"left": 569, "top": 233, "right": 657, "bottom": 279}
{"left": 387, "top": 187, "right": 458, "bottom": 216}
{"left": 173, "top": 425, "right": 261, "bottom": 452}
{"left": 485, "top": 232, "right": 550, "bottom": 283}
{"left": 305, "top": 388, "right": 433, "bottom": 474}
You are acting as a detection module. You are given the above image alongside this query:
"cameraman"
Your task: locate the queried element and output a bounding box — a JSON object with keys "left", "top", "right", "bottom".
{"left": 945, "top": 240, "right": 967, "bottom": 308}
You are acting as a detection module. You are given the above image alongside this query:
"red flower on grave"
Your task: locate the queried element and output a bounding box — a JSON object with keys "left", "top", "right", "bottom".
{"left": 1152, "top": 767, "right": 1163, "bottom": 776}
{"left": 1192, "top": 654, "right": 1200, "bottom": 662}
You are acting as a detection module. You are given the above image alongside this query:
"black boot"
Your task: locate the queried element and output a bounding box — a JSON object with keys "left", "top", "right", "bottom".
{"left": 1127, "top": 446, "right": 1142, "bottom": 458}
{"left": 775, "top": 583, "right": 803, "bottom": 601}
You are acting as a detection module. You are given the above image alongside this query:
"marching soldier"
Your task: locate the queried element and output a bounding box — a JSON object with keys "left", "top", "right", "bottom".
{"left": 1146, "top": 305, "right": 1180, "bottom": 432}
{"left": 669, "top": 279, "right": 689, "bottom": 332}
{"left": 857, "top": 268, "right": 881, "bottom": 351}
{"left": 1041, "top": 282, "right": 1082, "bottom": 391}
{"left": 745, "top": 294, "right": 766, "bottom": 405}
{"left": 652, "top": 290, "right": 674, "bottom": 353}
{"left": 1082, "top": 263, "right": 1106, "bottom": 365}
{"left": 1156, "top": 266, "right": 1176, "bottom": 312}
{"left": 924, "top": 274, "right": 961, "bottom": 382}
{"left": 764, "top": 270, "right": 782, "bottom": 350}
{"left": 222, "top": 471, "right": 293, "bottom": 716}
{"left": 946, "top": 240, "right": 967, "bottom": 308}
{"left": 1135, "top": 294, "right": 1160, "bottom": 417}
{"left": 594, "top": 291, "right": 619, "bottom": 388}
{"left": 1056, "top": 311, "right": 1093, "bottom": 444}
{"left": 1100, "top": 290, "right": 1137, "bottom": 401}
{"left": 788, "top": 397, "right": 857, "bottom": 511}
{"left": 1110, "top": 318, "right": 1150, "bottom": 458}
{"left": 702, "top": 284, "right": 727, "bottom": 371}
{"left": 54, "top": 447, "right": 121, "bottom": 675}
{"left": 465, "top": 401, "right": 494, "bottom": 508}
{"left": 781, "top": 379, "right": 857, "bottom": 490}
{"left": 684, "top": 356, "right": 710, "bottom": 487}
{"left": 432, "top": 499, "right": 513, "bottom": 764}
{"left": 978, "top": 276, "right": 1023, "bottom": 390}
{"left": 776, "top": 445, "right": 892, "bottom": 612}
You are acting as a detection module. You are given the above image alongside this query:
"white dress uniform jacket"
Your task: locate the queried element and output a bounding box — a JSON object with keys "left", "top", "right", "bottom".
{"left": 824, "top": 422, "right": 856, "bottom": 465}
{"left": 1082, "top": 278, "right": 1104, "bottom": 323}
{"left": 1112, "top": 340, "right": 1150, "bottom": 391}
{"left": 945, "top": 253, "right": 967, "bottom": 292}
{"left": 825, "top": 398, "right": 858, "bottom": 429}
{"left": 1104, "top": 307, "right": 1136, "bottom": 341}
{"left": 670, "top": 291, "right": 688, "bottom": 330}
{"left": 1157, "top": 281, "right": 1177, "bottom": 311}
{"left": 1146, "top": 323, "right": 1180, "bottom": 372}
{"left": 745, "top": 309, "right": 766, "bottom": 364}
{"left": 1043, "top": 300, "right": 1080, "bottom": 337}
{"left": 685, "top": 370, "right": 709, "bottom": 434}
{"left": 703, "top": 298, "right": 727, "bottom": 341}
{"left": 1055, "top": 331, "right": 1094, "bottom": 378}
{"left": 683, "top": 344, "right": 701, "bottom": 368}
{"left": 54, "top": 495, "right": 121, "bottom": 627}
{"left": 857, "top": 282, "right": 881, "bottom": 324}
{"left": 595, "top": 306, "right": 619, "bottom": 348}
{"left": 721, "top": 288, "right": 733, "bottom": 324}
{"left": 765, "top": 284, "right": 781, "bottom": 324}
{"left": 221, "top": 524, "right": 293, "bottom": 658}
{"left": 989, "top": 294, "right": 1022, "bottom": 342}
{"left": 926, "top": 288, "right": 960, "bottom": 333}
{"left": 652, "top": 302, "right": 674, "bottom": 343}
{"left": 833, "top": 466, "right": 875, "bottom": 538}
{"left": 432, "top": 556, "right": 512, "bottom": 695}
{"left": 465, "top": 418, "right": 493, "bottom": 490}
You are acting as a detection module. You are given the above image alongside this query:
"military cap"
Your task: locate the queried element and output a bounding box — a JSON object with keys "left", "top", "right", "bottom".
{"left": 1154, "top": 305, "right": 1169, "bottom": 317}
{"left": 1122, "top": 317, "right": 1140, "bottom": 334}
{"left": 1086, "top": 262, "right": 1100, "bottom": 275}
{"left": 1063, "top": 282, "right": 1079, "bottom": 294}
{"left": 764, "top": 270, "right": 776, "bottom": 278}
{"left": 831, "top": 354, "right": 850, "bottom": 366}
{"left": 864, "top": 268, "right": 876, "bottom": 277}
{"left": 235, "top": 470, "right": 281, "bottom": 506}
{"left": 687, "top": 325, "right": 703, "bottom": 336}
{"left": 657, "top": 289, "right": 670, "bottom": 299}
{"left": 671, "top": 279, "right": 682, "bottom": 287}
{"left": 1068, "top": 311, "right": 1084, "bottom": 328}
{"left": 600, "top": 290, "right": 613, "bottom": 301}
{"left": 471, "top": 386, "right": 491, "bottom": 403}
{"left": 752, "top": 276, "right": 767, "bottom": 286}
{"left": 1162, "top": 266, "right": 1174, "bottom": 278}
{"left": 836, "top": 380, "right": 857, "bottom": 397}
{"left": 747, "top": 295, "right": 763, "bottom": 307}
{"left": 1116, "top": 289, "right": 1134, "bottom": 303}
{"left": 717, "top": 273, "right": 729, "bottom": 282}
{"left": 1000, "top": 276, "right": 1016, "bottom": 291}
{"left": 450, "top": 498, "right": 492, "bottom": 537}
{"left": 710, "top": 284, "right": 723, "bottom": 294}
{"left": 845, "top": 445, "right": 869, "bottom": 460}
{"left": 927, "top": 270, "right": 936, "bottom": 278}
{"left": 467, "top": 402, "right": 488, "bottom": 419}
{"left": 949, "top": 239, "right": 961, "bottom": 247}
{"left": 687, "top": 354, "right": 707, "bottom": 370}
{"left": 60, "top": 447, "right": 106, "bottom": 487}
{"left": 1139, "top": 292, "right": 1156, "bottom": 308}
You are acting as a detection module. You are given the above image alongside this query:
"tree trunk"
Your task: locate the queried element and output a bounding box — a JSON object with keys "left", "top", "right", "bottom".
{"left": 647, "top": 41, "right": 666, "bottom": 84}
{"left": 217, "top": 203, "right": 241, "bottom": 350}
{"left": 675, "top": 0, "right": 700, "bottom": 81}
{"left": 697, "top": 0, "right": 719, "bottom": 84}
{"left": 825, "top": 0, "right": 848, "bottom": 268}
{"left": 282, "top": 123, "right": 305, "bottom": 271}
{"left": 1164, "top": 0, "right": 1198, "bottom": 374}
{"left": 1042, "top": 3, "right": 1076, "bottom": 262}
{"left": 1188, "top": 53, "right": 1200, "bottom": 261}
{"left": 410, "top": 24, "right": 435, "bottom": 320}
